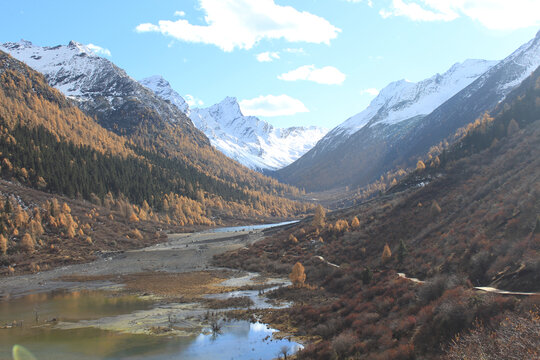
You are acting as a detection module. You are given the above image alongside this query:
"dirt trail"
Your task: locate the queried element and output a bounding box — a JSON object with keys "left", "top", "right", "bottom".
{"left": 0, "top": 227, "right": 268, "bottom": 299}
{"left": 397, "top": 273, "right": 540, "bottom": 296}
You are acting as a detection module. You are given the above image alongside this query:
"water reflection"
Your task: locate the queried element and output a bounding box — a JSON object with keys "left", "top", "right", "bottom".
{"left": 208, "top": 220, "right": 298, "bottom": 233}
{"left": 1, "top": 290, "right": 302, "bottom": 360}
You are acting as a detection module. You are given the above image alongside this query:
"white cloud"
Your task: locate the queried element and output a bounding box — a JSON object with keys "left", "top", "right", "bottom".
{"left": 379, "top": 0, "right": 540, "bottom": 30}
{"left": 185, "top": 94, "right": 204, "bottom": 107}
{"left": 174, "top": 10, "right": 186, "bottom": 17}
{"left": 86, "top": 44, "right": 112, "bottom": 57}
{"left": 239, "top": 95, "right": 309, "bottom": 117}
{"left": 345, "top": 0, "right": 373, "bottom": 7}
{"left": 256, "top": 51, "right": 280, "bottom": 62}
{"left": 278, "top": 65, "right": 346, "bottom": 85}
{"left": 283, "top": 47, "right": 306, "bottom": 54}
{"left": 361, "top": 88, "right": 380, "bottom": 96}
{"left": 135, "top": 0, "right": 340, "bottom": 52}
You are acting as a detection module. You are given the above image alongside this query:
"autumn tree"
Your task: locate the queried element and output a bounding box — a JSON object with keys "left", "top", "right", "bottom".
{"left": 289, "top": 262, "right": 306, "bottom": 288}
{"left": 351, "top": 216, "right": 360, "bottom": 228}
{"left": 21, "top": 233, "right": 35, "bottom": 253}
{"left": 381, "top": 243, "right": 392, "bottom": 264}
{"left": 507, "top": 118, "right": 520, "bottom": 136}
{"left": 431, "top": 156, "right": 441, "bottom": 167}
{"left": 431, "top": 200, "right": 442, "bottom": 216}
{"left": 334, "top": 219, "right": 349, "bottom": 232}
{"left": 288, "top": 234, "right": 298, "bottom": 244}
{"left": 312, "top": 205, "right": 326, "bottom": 228}
{"left": 0, "top": 234, "right": 7, "bottom": 255}
{"left": 416, "top": 160, "right": 426, "bottom": 171}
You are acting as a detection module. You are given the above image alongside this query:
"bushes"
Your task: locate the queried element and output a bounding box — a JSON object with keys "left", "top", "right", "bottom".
{"left": 444, "top": 311, "right": 540, "bottom": 360}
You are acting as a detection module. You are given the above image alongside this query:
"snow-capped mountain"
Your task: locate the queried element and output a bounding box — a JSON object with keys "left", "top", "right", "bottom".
{"left": 190, "top": 97, "right": 327, "bottom": 171}
{"left": 318, "top": 59, "right": 497, "bottom": 151}
{"left": 0, "top": 40, "right": 196, "bottom": 134}
{"left": 140, "top": 75, "right": 190, "bottom": 115}
{"left": 277, "top": 30, "right": 540, "bottom": 192}
{"left": 139, "top": 77, "right": 327, "bottom": 171}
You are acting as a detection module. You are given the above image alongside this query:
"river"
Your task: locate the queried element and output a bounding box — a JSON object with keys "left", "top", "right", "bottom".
{"left": 0, "top": 222, "right": 302, "bottom": 360}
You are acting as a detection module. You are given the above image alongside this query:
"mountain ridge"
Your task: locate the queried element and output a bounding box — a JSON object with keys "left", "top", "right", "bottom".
{"left": 277, "top": 31, "right": 540, "bottom": 192}
{"left": 139, "top": 76, "right": 327, "bottom": 171}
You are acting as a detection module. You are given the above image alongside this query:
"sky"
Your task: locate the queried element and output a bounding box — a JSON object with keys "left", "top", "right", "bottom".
{"left": 1, "top": 1, "right": 539, "bottom": 129}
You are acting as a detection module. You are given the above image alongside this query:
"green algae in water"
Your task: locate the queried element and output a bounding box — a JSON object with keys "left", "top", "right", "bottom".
{"left": 0, "top": 289, "right": 155, "bottom": 324}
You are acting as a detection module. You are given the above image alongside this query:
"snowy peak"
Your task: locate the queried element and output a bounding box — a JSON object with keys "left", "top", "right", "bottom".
{"left": 206, "top": 97, "right": 246, "bottom": 123}
{"left": 140, "top": 76, "right": 327, "bottom": 171}
{"left": 188, "top": 97, "right": 327, "bottom": 171}
{"left": 0, "top": 40, "right": 195, "bottom": 132}
{"left": 0, "top": 39, "right": 127, "bottom": 99}
{"left": 139, "top": 75, "right": 190, "bottom": 115}
{"left": 335, "top": 58, "right": 497, "bottom": 136}
{"left": 481, "top": 28, "right": 540, "bottom": 94}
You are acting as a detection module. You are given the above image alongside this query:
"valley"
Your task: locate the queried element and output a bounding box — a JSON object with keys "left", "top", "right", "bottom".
{"left": 0, "top": 6, "right": 539, "bottom": 359}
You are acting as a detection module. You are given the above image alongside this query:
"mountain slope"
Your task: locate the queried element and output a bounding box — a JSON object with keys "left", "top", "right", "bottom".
{"left": 277, "top": 30, "right": 540, "bottom": 192}
{"left": 138, "top": 76, "right": 327, "bottom": 171}
{"left": 216, "top": 65, "right": 540, "bottom": 359}
{"left": 0, "top": 40, "right": 199, "bottom": 137}
{"left": 0, "top": 43, "right": 309, "bottom": 221}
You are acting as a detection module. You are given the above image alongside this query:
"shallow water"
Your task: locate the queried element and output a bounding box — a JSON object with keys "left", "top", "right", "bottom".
{"left": 207, "top": 220, "right": 298, "bottom": 233}
{"left": 1, "top": 288, "right": 301, "bottom": 360}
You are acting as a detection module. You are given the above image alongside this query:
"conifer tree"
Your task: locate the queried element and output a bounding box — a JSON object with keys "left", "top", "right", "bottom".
{"left": 289, "top": 262, "right": 306, "bottom": 288}
{"left": 507, "top": 119, "right": 520, "bottom": 136}
{"left": 431, "top": 200, "right": 442, "bottom": 216}
{"left": 397, "top": 240, "right": 408, "bottom": 264}
{"left": 382, "top": 243, "right": 392, "bottom": 264}
{"left": 312, "top": 205, "right": 326, "bottom": 228}
{"left": 361, "top": 267, "right": 373, "bottom": 285}
{"left": 0, "top": 234, "right": 7, "bottom": 255}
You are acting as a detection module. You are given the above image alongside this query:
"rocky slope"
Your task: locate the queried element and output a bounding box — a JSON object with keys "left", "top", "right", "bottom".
{"left": 277, "top": 30, "right": 540, "bottom": 191}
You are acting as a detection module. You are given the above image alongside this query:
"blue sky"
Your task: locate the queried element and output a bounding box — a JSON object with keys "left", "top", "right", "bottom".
{"left": 1, "top": 1, "right": 539, "bottom": 129}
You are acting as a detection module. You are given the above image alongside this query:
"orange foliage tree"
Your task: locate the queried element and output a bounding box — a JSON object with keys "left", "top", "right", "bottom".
{"left": 289, "top": 262, "right": 306, "bottom": 288}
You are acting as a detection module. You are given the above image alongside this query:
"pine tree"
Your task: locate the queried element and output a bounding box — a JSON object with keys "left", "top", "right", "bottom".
{"left": 397, "top": 240, "right": 408, "bottom": 264}
{"left": 361, "top": 267, "right": 373, "bottom": 285}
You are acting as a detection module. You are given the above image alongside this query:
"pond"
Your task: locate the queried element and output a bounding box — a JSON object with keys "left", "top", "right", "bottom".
{"left": 1, "top": 287, "right": 302, "bottom": 360}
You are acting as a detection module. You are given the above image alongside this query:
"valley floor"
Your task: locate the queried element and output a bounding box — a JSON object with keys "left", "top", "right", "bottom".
{"left": 0, "top": 226, "right": 275, "bottom": 298}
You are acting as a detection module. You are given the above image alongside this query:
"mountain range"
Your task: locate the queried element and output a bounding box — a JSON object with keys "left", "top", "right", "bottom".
{"left": 139, "top": 76, "right": 327, "bottom": 171}
{"left": 276, "top": 30, "right": 540, "bottom": 192}
{"left": 0, "top": 41, "right": 308, "bottom": 222}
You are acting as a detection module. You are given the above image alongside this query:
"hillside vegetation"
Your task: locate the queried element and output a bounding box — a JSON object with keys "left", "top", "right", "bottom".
{"left": 215, "top": 66, "right": 540, "bottom": 359}
{"left": 0, "top": 51, "right": 311, "bottom": 225}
